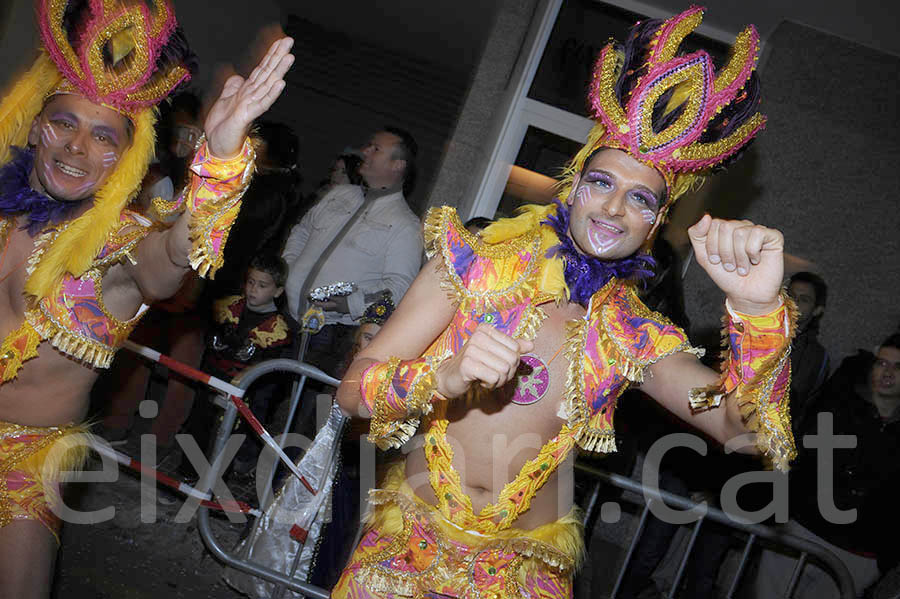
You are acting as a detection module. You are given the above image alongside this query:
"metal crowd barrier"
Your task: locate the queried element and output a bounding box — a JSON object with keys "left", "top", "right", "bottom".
{"left": 195, "top": 358, "right": 336, "bottom": 599}
{"left": 576, "top": 462, "right": 855, "bottom": 599}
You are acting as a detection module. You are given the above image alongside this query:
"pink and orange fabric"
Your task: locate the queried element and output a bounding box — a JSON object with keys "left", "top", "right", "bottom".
{"left": 0, "top": 422, "right": 89, "bottom": 541}
{"left": 690, "top": 300, "right": 797, "bottom": 470}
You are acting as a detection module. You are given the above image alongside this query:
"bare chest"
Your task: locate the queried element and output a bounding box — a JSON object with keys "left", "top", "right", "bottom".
{"left": 443, "top": 302, "right": 585, "bottom": 470}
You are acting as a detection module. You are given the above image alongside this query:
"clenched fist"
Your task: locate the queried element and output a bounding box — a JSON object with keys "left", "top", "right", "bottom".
{"left": 435, "top": 323, "right": 534, "bottom": 399}
{"left": 688, "top": 214, "right": 784, "bottom": 315}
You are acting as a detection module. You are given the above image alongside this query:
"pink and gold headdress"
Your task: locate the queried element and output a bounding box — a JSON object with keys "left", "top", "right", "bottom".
{"left": 37, "top": 0, "right": 190, "bottom": 117}
{"left": 0, "top": 0, "right": 193, "bottom": 300}
{"left": 559, "top": 6, "right": 765, "bottom": 216}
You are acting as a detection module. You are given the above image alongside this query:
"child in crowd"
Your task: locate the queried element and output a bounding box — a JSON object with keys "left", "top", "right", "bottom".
{"left": 206, "top": 255, "right": 298, "bottom": 380}
{"left": 180, "top": 255, "right": 299, "bottom": 479}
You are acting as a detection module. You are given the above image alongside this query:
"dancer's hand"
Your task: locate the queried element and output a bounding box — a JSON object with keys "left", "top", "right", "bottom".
{"left": 435, "top": 324, "right": 534, "bottom": 399}
{"left": 688, "top": 214, "right": 784, "bottom": 315}
{"left": 204, "top": 37, "right": 295, "bottom": 159}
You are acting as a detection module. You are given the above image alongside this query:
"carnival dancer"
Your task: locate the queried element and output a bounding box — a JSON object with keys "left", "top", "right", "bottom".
{"left": 0, "top": 1, "right": 294, "bottom": 596}
{"left": 333, "top": 8, "right": 796, "bottom": 598}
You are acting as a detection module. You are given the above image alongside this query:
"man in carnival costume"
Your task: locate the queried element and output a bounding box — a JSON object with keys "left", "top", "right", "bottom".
{"left": 333, "top": 7, "right": 796, "bottom": 598}
{"left": 0, "top": 1, "right": 294, "bottom": 596}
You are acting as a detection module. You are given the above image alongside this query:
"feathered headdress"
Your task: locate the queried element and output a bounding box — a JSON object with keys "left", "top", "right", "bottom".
{"left": 0, "top": 0, "right": 193, "bottom": 299}
{"left": 557, "top": 6, "right": 765, "bottom": 224}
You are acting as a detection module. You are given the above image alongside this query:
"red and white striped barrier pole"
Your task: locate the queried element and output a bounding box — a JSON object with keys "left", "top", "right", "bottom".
{"left": 91, "top": 440, "right": 261, "bottom": 517}
{"left": 122, "top": 341, "right": 316, "bottom": 495}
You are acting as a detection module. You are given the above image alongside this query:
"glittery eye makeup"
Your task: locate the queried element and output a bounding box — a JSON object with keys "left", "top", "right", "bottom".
{"left": 94, "top": 126, "right": 120, "bottom": 147}
{"left": 583, "top": 170, "right": 614, "bottom": 187}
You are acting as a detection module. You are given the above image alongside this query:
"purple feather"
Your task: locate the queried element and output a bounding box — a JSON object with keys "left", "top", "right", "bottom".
{"left": 543, "top": 201, "right": 655, "bottom": 306}
{"left": 0, "top": 146, "right": 86, "bottom": 236}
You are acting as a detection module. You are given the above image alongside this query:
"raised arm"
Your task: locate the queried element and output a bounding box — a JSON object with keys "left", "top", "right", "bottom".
{"left": 122, "top": 38, "right": 296, "bottom": 302}
{"left": 640, "top": 215, "right": 797, "bottom": 470}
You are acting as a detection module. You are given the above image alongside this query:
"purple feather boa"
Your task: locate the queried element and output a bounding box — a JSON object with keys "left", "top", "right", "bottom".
{"left": 543, "top": 201, "right": 655, "bottom": 306}
{"left": 0, "top": 146, "right": 85, "bottom": 236}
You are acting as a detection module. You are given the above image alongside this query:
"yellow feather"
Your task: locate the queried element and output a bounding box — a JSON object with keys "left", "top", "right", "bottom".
{"left": 0, "top": 53, "right": 62, "bottom": 166}
{"left": 481, "top": 202, "right": 556, "bottom": 244}
{"left": 17, "top": 424, "right": 92, "bottom": 484}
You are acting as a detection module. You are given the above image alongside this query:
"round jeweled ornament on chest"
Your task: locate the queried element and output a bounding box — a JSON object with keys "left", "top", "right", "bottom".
{"left": 511, "top": 354, "right": 550, "bottom": 406}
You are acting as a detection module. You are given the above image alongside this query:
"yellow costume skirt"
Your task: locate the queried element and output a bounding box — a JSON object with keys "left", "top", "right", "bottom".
{"left": 332, "top": 463, "right": 584, "bottom": 598}
{"left": 0, "top": 421, "right": 90, "bottom": 542}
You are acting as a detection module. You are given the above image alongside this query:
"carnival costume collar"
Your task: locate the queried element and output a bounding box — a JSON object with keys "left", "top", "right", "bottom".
{"left": 0, "top": 146, "right": 85, "bottom": 236}
{"left": 0, "top": 0, "right": 192, "bottom": 302}
{"left": 542, "top": 201, "right": 654, "bottom": 306}
{"left": 556, "top": 6, "right": 766, "bottom": 225}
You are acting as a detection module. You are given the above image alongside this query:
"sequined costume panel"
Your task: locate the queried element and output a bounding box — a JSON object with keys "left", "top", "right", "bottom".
{"left": 332, "top": 465, "right": 579, "bottom": 599}
{"left": 11, "top": 211, "right": 152, "bottom": 373}
{"left": 0, "top": 421, "right": 89, "bottom": 542}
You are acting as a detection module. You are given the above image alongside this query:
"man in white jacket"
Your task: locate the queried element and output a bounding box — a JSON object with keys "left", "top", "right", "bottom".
{"left": 282, "top": 127, "right": 422, "bottom": 374}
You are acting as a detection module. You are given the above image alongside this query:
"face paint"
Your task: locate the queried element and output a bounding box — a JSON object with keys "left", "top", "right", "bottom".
{"left": 587, "top": 221, "right": 623, "bottom": 254}
{"left": 640, "top": 208, "right": 656, "bottom": 225}
{"left": 575, "top": 185, "right": 592, "bottom": 207}
{"left": 101, "top": 151, "right": 118, "bottom": 167}
{"left": 41, "top": 123, "right": 58, "bottom": 147}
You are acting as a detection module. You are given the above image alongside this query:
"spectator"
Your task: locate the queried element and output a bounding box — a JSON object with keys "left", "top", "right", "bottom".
{"left": 133, "top": 91, "right": 203, "bottom": 218}
{"left": 751, "top": 335, "right": 900, "bottom": 597}
{"left": 327, "top": 152, "right": 364, "bottom": 189}
{"left": 282, "top": 127, "right": 422, "bottom": 376}
{"left": 787, "top": 272, "right": 830, "bottom": 436}
{"left": 179, "top": 255, "right": 299, "bottom": 478}
{"left": 308, "top": 295, "right": 396, "bottom": 589}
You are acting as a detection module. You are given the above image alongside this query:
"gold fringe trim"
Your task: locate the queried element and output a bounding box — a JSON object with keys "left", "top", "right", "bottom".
{"left": 513, "top": 303, "right": 547, "bottom": 341}
{"left": 733, "top": 295, "right": 799, "bottom": 472}
{"left": 688, "top": 312, "right": 731, "bottom": 411}
{"left": 187, "top": 177, "right": 251, "bottom": 278}
{"left": 423, "top": 206, "right": 555, "bottom": 315}
{"left": 25, "top": 305, "right": 116, "bottom": 369}
{"left": 689, "top": 293, "right": 799, "bottom": 471}
{"left": 367, "top": 356, "right": 446, "bottom": 451}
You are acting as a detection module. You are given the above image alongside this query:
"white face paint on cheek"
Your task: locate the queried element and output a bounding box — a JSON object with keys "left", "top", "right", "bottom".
{"left": 640, "top": 208, "right": 656, "bottom": 225}
{"left": 101, "top": 151, "right": 118, "bottom": 167}
{"left": 40, "top": 124, "right": 58, "bottom": 147}
{"left": 575, "top": 185, "right": 592, "bottom": 207}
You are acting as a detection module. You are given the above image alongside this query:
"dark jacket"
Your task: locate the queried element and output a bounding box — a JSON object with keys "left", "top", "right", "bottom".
{"left": 791, "top": 351, "right": 900, "bottom": 566}
{"left": 205, "top": 295, "right": 298, "bottom": 379}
